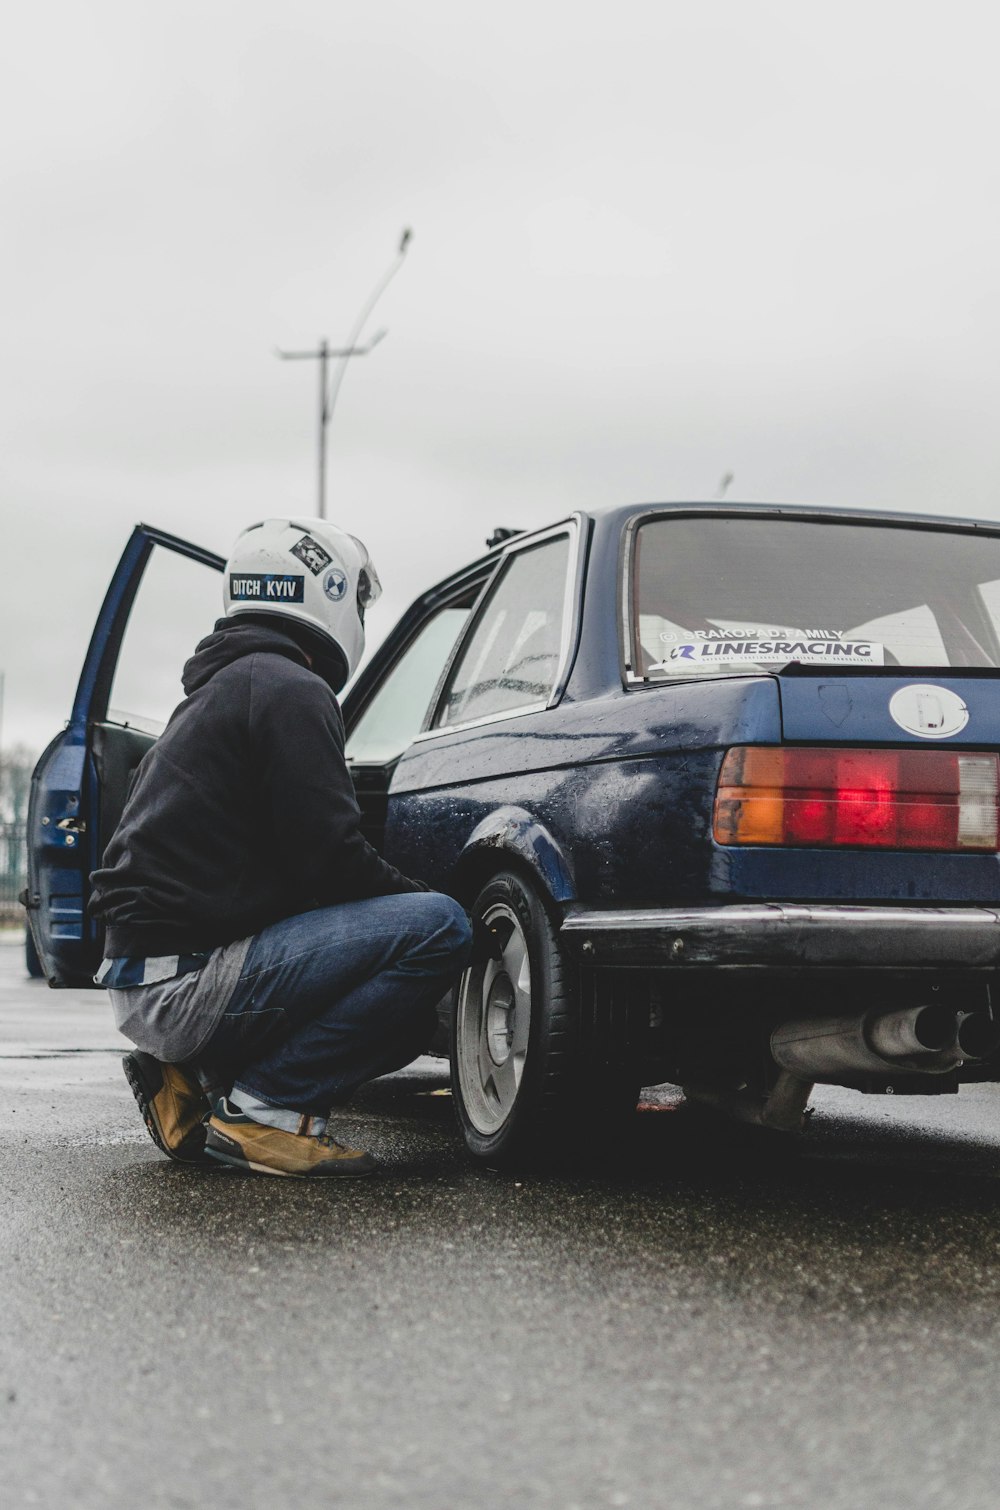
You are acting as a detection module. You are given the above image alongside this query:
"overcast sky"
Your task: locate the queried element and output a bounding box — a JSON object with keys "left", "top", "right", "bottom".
{"left": 3, "top": 0, "right": 1000, "bottom": 749}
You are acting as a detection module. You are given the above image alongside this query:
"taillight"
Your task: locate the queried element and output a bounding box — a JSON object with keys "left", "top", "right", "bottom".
{"left": 713, "top": 747, "right": 1000, "bottom": 851}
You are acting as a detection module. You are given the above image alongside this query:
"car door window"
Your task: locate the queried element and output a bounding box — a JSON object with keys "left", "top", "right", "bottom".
{"left": 435, "top": 535, "right": 571, "bottom": 728}
{"left": 345, "top": 606, "right": 472, "bottom": 765}
{"left": 108, "top": 546, "right": 224, "bottom": 733}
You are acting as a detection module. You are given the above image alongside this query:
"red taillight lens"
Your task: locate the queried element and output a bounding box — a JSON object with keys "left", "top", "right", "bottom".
{"left": 713, "top": 747, "right": 1000, "bottom": 851}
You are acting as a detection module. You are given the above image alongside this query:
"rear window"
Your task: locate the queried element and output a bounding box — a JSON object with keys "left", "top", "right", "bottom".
{"left": 629, "top": 515, "right": 1000, "bottom": 680}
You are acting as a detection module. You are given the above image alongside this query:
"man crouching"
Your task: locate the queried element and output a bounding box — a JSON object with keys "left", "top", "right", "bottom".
{"left": 91, "top": 517, "right": 471, "bottom": 1177}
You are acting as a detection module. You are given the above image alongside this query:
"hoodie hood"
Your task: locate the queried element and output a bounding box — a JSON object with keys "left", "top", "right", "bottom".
{"left": 182, "top": 618, "right": 310, "bottom": 695}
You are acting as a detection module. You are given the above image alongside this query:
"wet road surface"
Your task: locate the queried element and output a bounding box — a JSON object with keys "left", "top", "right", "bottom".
{"left": 3, "top": 932, "right": 1000, "bottom": 1509}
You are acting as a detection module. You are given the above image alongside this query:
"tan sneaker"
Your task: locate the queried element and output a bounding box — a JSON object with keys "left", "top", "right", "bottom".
{"left": 203, "top": 1100, "right": 378, "bottom": 1178}
{"left": 122, "top": 1052, "right": 211, "bottom": 1164}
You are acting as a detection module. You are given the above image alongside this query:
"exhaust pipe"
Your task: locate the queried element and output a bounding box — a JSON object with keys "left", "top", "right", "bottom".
{"left": 682, "top": 1070, "right": 814, "bottom": 1133}
{"left": 957, "top": 1011, "right": 1000, "bottom": 1061}
{"left": 684, "top": 1003, "right": 999, "bottom": 1134}
{"left": 771, "top": 1004, "right": 964, "bottom": 1080}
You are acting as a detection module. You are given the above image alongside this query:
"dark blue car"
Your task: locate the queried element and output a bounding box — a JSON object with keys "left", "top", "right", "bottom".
{"left": 26, "top": 503, "right": 1000, "bottom": 1163}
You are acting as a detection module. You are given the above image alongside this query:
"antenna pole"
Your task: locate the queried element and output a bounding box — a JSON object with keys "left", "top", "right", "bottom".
{"left": 325, "top": 229, "right": 413, "bottom": 464}
{"left": 276, "top": 334, "right": 384, "bottom": 519}
{"left": 318, "top": 339, "right": 328, "bottom": 516}
{"left": 276, "top": 229, "right": 412, "bottom": 519}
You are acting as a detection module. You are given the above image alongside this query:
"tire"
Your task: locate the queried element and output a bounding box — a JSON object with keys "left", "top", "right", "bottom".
{"left": 25, "top": 927, "right": 44, "bottom": 980}
{"left": 451, "top": 869, "right": 639, "bottom": 1165}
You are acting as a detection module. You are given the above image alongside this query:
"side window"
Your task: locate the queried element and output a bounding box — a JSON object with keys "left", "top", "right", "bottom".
{"left": 435, "top": 535, "right": 571, "bottom": 728}
{"left": 345, "top": 605, "right": 473, "bottom": 765}
{"left": 108, "top": 547, "right": 223, "bottom": 733}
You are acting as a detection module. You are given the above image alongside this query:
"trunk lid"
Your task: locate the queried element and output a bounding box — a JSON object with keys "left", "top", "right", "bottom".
{"left": 777, "top": 667, "right": 1000, "bottom": 747}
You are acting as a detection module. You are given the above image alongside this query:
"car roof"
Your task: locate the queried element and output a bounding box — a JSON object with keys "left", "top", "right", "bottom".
{"left": 486, "top": 501, "right": 1000, "bottom": 564}
{"left": 581, "top": 499, "right": 1000, "bottom": 537}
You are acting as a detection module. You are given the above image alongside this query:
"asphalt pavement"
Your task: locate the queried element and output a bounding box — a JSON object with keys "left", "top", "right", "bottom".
{"left": 4, "top": 930, "right": 1000, "bottom": 1510}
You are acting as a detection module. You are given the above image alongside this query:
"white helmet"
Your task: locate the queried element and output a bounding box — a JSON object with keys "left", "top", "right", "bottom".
{"left": 224, "top": 517, "right": 382, "bottom": 681}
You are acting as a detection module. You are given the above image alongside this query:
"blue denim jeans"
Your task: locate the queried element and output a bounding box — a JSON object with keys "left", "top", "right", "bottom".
{"left": 199, "top": 892, "right": 472, "bottom": 1118}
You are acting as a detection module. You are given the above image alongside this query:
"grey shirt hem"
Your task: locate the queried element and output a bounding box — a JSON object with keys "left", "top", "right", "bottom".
{"left": 108, "top": 934, "right": 252, "bottom": 1064}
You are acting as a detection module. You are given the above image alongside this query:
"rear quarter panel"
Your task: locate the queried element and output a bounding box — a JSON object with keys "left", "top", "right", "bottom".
{"left": 384, "top": 677, "right": 782, "bottom": 906}
{"left": 385, "top": 669, "right": 1000, "bottom": 908}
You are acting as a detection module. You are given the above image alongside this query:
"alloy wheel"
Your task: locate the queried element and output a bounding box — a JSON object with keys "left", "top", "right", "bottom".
{"left": 455, "top": 901, "right": 532, "bottom": 1135}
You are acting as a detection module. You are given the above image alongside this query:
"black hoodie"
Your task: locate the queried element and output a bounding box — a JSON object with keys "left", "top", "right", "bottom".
{"left": 91, "top": 618, "right": 424, "bottom": 958}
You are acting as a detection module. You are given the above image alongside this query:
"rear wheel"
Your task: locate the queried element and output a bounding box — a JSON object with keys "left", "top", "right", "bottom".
{"left": 452, "top": 870, "right": 639, "bottom": 1164}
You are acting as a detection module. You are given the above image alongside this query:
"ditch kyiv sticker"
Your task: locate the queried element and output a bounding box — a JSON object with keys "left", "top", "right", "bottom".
{"left": 289, "top": 534, "right": 332, "bottom": 575}
{"left": 230, "top": 573, "right": 305, "bottom": 603}
{"left": 655, "top": 638, "right": 885, "bottom": 668}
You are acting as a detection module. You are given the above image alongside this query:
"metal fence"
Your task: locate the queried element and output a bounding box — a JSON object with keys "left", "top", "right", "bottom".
{"left": 0, "top": 821, "right": 26, "bottom": 926}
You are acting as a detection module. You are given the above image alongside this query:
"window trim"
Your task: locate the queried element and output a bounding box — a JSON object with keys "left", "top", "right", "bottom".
{"left": 619, "top": 506, "right": 1000, "bottom": 690}
{"left": 412, "top": 515, "right": 585, "bottom": 742}
{"left": 342, "top": 535, "right": 509, "bottom": 740}
{"left": 343, "top": 600, "right": 481, "bottom": 767}
{"left": 344, "top": 574, "right": 494, "bottom": 765}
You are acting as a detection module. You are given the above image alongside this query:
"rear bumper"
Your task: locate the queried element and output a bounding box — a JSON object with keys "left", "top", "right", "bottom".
{"left": 559, "top": 903, "right": 1000, "bottom": 971}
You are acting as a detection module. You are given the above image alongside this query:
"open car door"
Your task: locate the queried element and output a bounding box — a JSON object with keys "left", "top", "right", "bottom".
{"left": 25, "top": 525, "right": 224, "bottom": 987}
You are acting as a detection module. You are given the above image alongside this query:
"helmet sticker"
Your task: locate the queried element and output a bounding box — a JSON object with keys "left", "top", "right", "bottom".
{"left": 289, "top": 534, "right": 333, "bottom": 575}
{"left": 230, "top": 573, "right": 305, "bottom": 603}
{"left": 323, "top": 568, "right": 348, "bottom": 602}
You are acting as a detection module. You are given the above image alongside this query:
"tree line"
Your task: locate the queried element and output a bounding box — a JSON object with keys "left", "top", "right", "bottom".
{"left": 1, "top": 746, "right": 36, "bottom": 919}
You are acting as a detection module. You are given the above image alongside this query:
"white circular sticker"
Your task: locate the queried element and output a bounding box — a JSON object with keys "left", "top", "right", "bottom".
{"left": 889, "top": 684, "right": 969, "bottom": 740}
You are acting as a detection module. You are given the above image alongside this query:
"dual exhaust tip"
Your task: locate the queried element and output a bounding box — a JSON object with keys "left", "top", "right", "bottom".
{"left": 771, "top": 1003, "right": 998, "bottom": 1082}
{"left": 684, "top": 1002, "right": 996, "bottom": 1136}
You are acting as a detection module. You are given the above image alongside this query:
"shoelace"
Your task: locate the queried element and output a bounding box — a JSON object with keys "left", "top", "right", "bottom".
{"left": 317, "top": 1130, "right": 352, "bottom": 1152}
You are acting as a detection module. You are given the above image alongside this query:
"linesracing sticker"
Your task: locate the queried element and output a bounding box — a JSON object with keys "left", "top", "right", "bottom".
{"left": 654, "top": 638, "right": 885, "bottom": 668}
{"left": 230, "top": 573, "right": 305, "bottom": 603}
{"left": 289, "top": 535, "right": 333, "bottom": 575}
